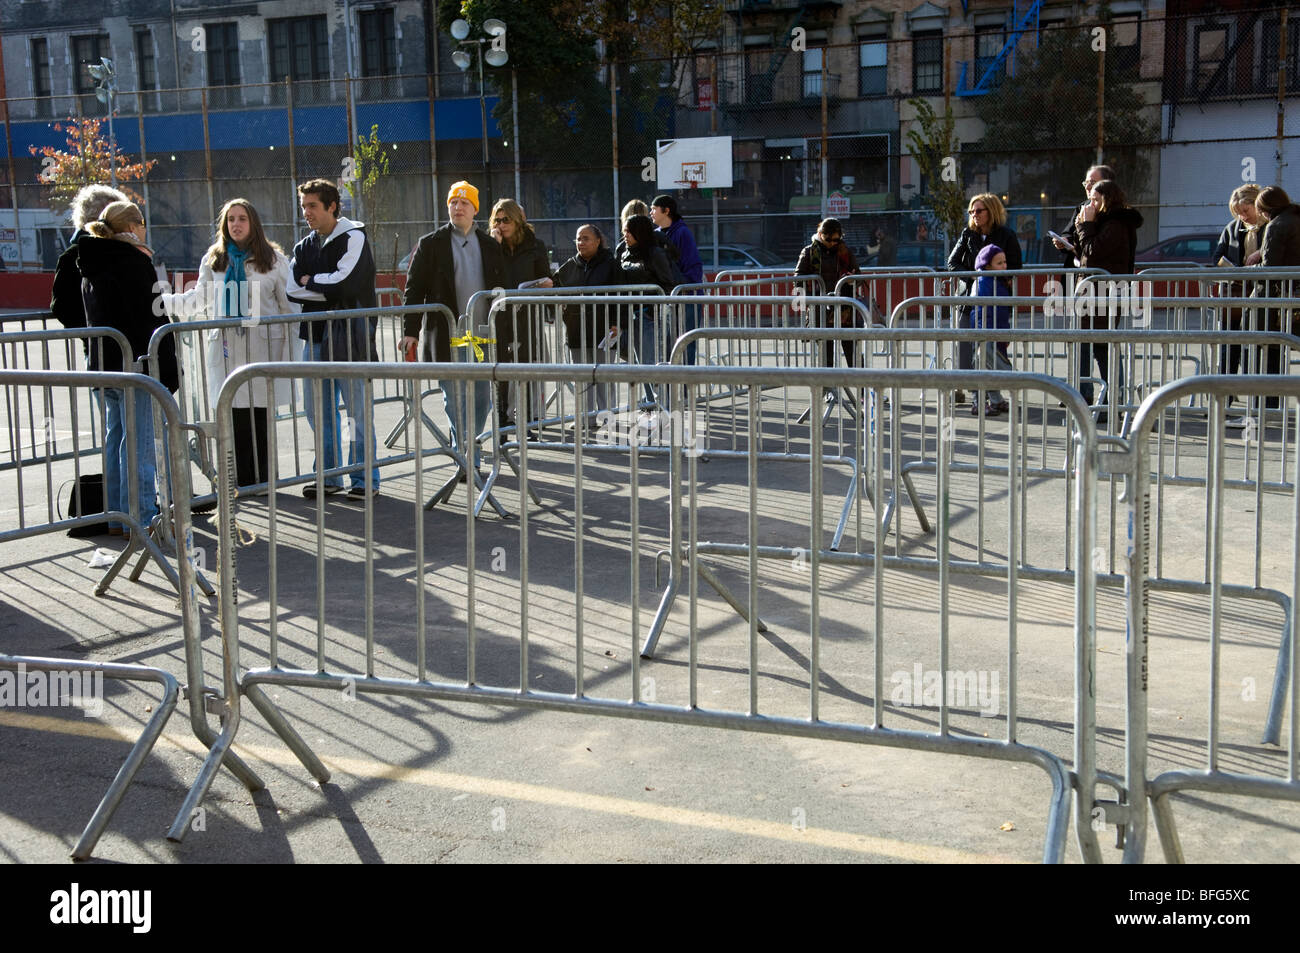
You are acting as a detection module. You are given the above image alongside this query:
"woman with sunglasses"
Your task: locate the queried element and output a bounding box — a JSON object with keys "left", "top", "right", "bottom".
{"left": 490, "top": 198, "right": 552, "bottom": 434}
{"left": 796, "top": 218, "right": 861, "bottom": 367}
{"left": 947, "top": 194, "right": 1022, "bottom": 402}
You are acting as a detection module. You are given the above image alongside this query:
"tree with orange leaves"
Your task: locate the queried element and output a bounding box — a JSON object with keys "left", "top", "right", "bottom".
{"left": 28, "top": 118, "right": 156, "bottom": 212}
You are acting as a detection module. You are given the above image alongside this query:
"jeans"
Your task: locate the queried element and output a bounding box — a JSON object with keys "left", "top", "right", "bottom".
{"left": 673, "top": 299, "right": 699, "bottom": 366}
{"left": 103, "top": 387, "right": 158, "bottom": 531}
{"left": 636, "top": 307, "right": 661, "bottom": 406}
{"left": 445, "top": 343, "right": 491, "bottom": 469}
{"left": 301, "top": 340, "right": 380, "bottom": 489}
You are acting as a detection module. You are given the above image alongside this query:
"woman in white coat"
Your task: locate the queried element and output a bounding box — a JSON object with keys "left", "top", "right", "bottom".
{"left": 166, "top": 198, "right": 299, "bottom": 486}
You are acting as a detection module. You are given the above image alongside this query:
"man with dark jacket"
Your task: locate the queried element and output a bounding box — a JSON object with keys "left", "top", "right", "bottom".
{"left": 400, "top": 181, "right": 506, "bottom": 472}
{"left": 652, "top": 194, "right": 703, "bottom": 364}
{"left": 288, "top": 178, "right": 379, "bottom": 499}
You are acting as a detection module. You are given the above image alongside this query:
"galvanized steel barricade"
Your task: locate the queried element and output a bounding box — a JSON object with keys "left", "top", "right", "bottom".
{"left": 0, "top": 369, "right": 264, "bottom": 858}
{"left": 480, "top": 294, "right": 882, "bottom": 529}
{"left": 144, "top": 303, "right": 459, "bottom": 506}
{"left": 463, "top": 284, "right": 663, "bottom": 441}
{"left": 0, "top": 327, "right": 197, "bottom": 596}
{"left": 1, "top": 325, "right": 119, "bottom": 474}
{"left": 176, "top": 360, "right": 1102, "bottom": 863}
{"left": 1117, "top": 376, "right": 1300, "bottom": 862}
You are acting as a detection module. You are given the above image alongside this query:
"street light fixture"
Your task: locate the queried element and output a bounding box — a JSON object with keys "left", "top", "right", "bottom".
{"left": 450, "top": 18, "right": 508, "bottom": 204}
{"left": 87, "top": 57, "right": 118, "bottom": 188}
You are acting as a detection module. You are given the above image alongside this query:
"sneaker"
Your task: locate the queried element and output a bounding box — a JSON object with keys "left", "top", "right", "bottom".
{"left": 1225, "top": 415, "right": 1248, "bottom": 430}
{"left": 347, "top": 485, "right": 379, "bottom": 500}
{"left": 302, "top": 483, "right": 344, "bottom": 499}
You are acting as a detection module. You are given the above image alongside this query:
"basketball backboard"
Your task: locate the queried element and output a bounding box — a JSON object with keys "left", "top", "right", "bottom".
{"left": 656, "top": 136, "right": 733, "bottom": 190}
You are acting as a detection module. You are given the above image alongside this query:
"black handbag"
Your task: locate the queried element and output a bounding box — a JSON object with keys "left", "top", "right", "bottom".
{"left": 61, "top": 472, "right": 109, "bottom": 537}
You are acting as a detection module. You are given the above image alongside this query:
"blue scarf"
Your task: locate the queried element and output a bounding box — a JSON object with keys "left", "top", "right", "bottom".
{"left": 221, "top": 244, "right": 249, "bottom": 321}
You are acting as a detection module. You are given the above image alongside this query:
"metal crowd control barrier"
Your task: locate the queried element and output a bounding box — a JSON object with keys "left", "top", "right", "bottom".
{"left": 146, "top": 303, "right": 459, "bottom": 505}
{"left": 173, "top": 360, "right": 1100, "bottom": 863}
{"left": 463, "top": 284, "right": 662, "bottom": 440}
{"left": 1080, "top": 267, "right": 1300, "bottom": 312}
{"left": 1119, "top": 376, "right": 1300, "bottom": 862}
{"left": 0, "top": 329, "right": 195, "bottom": 595}
{"left": 0, "top": 369, "right": 264, "bottom": 858}
{"left": 712, "top": 267, "right": 798, "bottom": 283}
{"left": 1, "top": 326, "right": 119, "bottom": 473}
{"left": 481, "top": 294, "right": 879, "bottom": 515}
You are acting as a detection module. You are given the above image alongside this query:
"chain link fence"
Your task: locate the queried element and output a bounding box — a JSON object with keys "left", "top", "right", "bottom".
{"left": 1, "top": 13, "right": 1294, "bottom": 274}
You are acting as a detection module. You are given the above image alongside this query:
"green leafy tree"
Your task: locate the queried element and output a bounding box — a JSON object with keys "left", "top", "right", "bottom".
{"left": 972, "top": 20, "right": 1157, "bottom": 207}
{"left": 438, "top": 1, "right": 721, "bottom": 214}
{"left": 344, "top": 124, "right": 398, "bottom": 269}
{"left": 905, "top": 98, "right": 966, "bottom": 245}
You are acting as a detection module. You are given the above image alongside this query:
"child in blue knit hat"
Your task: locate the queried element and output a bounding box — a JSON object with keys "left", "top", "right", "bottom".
{"left": 971, "top": 243, "right": 1013, "bottom": 417}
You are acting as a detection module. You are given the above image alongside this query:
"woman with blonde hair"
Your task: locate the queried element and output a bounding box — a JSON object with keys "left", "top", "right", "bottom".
{"left": 489, "top": 198, "right": 551, "bottom": 433}
{"left": 947, "top": 192, "right": 1023, "bottom": 403}
{"left": 164, "top": 198, "right": 299, "bottom": 486}
{"left": 77, "top": 200, "right": 178, "bottom": 536}
{"left": 1212, "top": 184, "right": 1263, "bottom": 385}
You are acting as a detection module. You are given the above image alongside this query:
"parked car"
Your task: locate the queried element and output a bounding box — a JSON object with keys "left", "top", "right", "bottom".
{"left": 1134, "top": 233, "right": 1220, "bottom": 266}
{"left": 861, "top": 240, "right": 946, "bottom": 268}
{"left": 704, "top": 243, "right": 792, "bottom": 271}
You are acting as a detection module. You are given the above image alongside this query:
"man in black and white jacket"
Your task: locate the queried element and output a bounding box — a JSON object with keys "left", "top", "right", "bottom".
{"left": 288, "top": 177, "right": 379, "bottom": 500}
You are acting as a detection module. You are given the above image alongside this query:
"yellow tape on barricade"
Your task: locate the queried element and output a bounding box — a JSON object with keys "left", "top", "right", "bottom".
{"left": 451, "top": 334, "right": 496, "bottom": 362}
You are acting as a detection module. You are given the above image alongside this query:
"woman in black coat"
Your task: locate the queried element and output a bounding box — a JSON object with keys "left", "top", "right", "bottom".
{"left": 1211, "top": 184, "right": 1263, "bottom": 379}
{"left": 555, "top": 223, "right": 625, "bottom": 416}
{"left": 77, "top": 200, "right": 176, "bottom": 537}
{"left": 1244, "top": 186, "right": 1300, "bottom": 393}
{"left": 490, "top": 198, "right": 552, "bottom": 431}
{"left": 1075, "top": 179, "right": 1144, "bottom": 415}
{"left": 947, "top": 193, "right": 1022, "bottom": 401}
{"left": 619, "top": 214, "right": 673, "bottom": 368}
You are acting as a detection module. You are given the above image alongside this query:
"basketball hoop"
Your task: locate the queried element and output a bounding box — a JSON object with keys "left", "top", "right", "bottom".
{"left": 673, "top": 179, "right": 701, "bottom": 191}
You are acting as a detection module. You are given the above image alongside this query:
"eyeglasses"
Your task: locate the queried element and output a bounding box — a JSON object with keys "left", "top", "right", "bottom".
{"left": 492, "top": 217, "right": 509, "bottom": 225}
{"left": 970, "top": 207, "right": 988, "bottom": 215}
{"left": 821, "top": 235, "right": 841, "bottom": 244}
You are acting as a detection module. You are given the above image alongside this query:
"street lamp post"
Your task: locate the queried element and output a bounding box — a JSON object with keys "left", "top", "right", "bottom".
{"left": 450, "top": 18, "right": 507, "bottom": 206}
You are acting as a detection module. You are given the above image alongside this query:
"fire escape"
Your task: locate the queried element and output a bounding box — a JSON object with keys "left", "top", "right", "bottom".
{"left": 955, "top": 0, "right": 1045, "bottom": 96}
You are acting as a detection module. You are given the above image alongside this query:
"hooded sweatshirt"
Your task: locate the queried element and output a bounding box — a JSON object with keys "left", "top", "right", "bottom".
{"left": 288, "top": 216, "right": 377, "bottom": 360}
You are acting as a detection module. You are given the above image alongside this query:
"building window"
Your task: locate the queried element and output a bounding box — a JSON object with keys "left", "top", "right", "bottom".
{"left": 135, "top": 29, "right": 157, "bottom": 91}
{"left": 359, "top": 8, "right": 396, "bottom": 76}
{"left": 744, "top": 42, "right": 774, "bottom": 105}
{"left": 270, "top": 16, "right": 330, "bottom": 83}
{"left": 1259, "top": 17, "right": 1299, "bottom": 93}
{"left": 32, "top": 38, "right": 51, "bottom": 97}
{"left": 205, "top": 23, "right": 240, "bottom": 86}
{"left": 975, "top": 25, "right": 1005, "bottom": 87}
{"left": 1194, "top": 23, "right": 1228, "bottom": 96}
{"left": 802, "top": 48, "right": 823, "bottom": 97}
{"left": 859, "top": 38, "right": 887, "bottom": 96}
{"left": 1112, "top": 15, "right": 1140, "bottom": 77}
{"left": 913, "top": 30, "right": 943, "bottom": 94}
{"left": 72, "top": 34, "right": 109, "bottom": 94}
